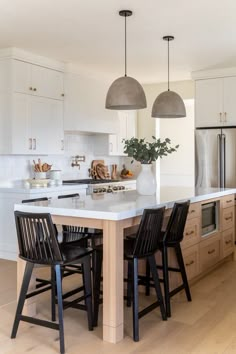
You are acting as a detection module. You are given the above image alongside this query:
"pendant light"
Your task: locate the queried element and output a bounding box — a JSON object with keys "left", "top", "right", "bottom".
{"left": 152, "top": 36, "right": 186, "bottom": 118}
{"left": 105, "top": 10, "right": 147, "bottom": 110}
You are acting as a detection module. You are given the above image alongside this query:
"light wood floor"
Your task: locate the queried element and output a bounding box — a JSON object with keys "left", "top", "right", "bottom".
{"left": 1, "top": 259, "right": 236, "bottom": 354}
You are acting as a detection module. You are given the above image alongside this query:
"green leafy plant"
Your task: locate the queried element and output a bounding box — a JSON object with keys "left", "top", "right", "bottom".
{"left": 123, "top": 136, "right": 179, "bottom": 164}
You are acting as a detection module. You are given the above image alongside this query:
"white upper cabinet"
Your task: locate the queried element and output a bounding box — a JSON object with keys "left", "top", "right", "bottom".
{"left": 12, "top": 60, "right": 64, "bottom": 100}
{"left": 195, "top": 76, "right": 236, "bottom": 127}
{"left": 64, "top": 72, "right": 118, "bottom": 134}
{"left": 0, "top": 49, "right": 64, "bottom": 155}
{"left": 11, "top": 93, "right": 64, "bottom": 155}
{"left": 109, "top": 111, "right": 137, "bottom": 156}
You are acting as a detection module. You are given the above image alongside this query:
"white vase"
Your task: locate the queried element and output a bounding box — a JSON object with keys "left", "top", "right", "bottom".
{"left": 136, "top": 164, "right": 156, "bottom": 195}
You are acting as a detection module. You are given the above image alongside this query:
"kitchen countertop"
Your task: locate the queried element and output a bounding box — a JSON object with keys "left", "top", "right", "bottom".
{"left": 0, "top": 178, "right": 136, "bottom": 194}
{"left": 14, "top": 186, "right": 236, "bottom": 221}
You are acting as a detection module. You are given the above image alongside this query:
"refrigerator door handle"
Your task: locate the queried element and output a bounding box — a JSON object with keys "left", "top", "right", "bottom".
{"left": 217, "top": 134, "right": 221, "bottom": 188}
{"left": 221, "top": 134, "right": 226, "bottom": 188}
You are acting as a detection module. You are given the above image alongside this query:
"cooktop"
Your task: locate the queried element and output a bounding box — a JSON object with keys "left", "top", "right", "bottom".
{"left": 63, "top": 179, "right": 120, "bottom": 185}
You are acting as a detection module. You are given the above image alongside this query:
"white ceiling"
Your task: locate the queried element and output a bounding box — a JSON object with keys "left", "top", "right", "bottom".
{"left": 1, "top": 0, "right": 236, "bottom": 83}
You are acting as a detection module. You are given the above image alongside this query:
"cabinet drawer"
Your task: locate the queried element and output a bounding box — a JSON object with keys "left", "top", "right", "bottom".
{"left": 222, "top": 228, "right": 235, "bottom": 258}
{"left": 222, "top": 195, "right": 234, "bottom": 209}
{"left": 200, "top": 236, "right": 221, "bottom": 272}
{"left": 182, "top": 218, "right": 200, "bottom": 249}
{"left": 187, "top": 203, "right": 200, "bottom": 220}
{"left": 222, "top": 206, "right": 234, "bottom": 231}
{"left": 183, "top": 245, "right": 199, "bottom": 280}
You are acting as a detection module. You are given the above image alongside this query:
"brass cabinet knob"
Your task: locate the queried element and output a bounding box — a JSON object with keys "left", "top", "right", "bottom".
{"left": 33, "top": 88, "right": 37, "bottom": 91}
{"left": 61, "top": 93, "right": 64, "bottom": 97}
{"left": 29, "top": 87, "right": 33, "bottom": 91}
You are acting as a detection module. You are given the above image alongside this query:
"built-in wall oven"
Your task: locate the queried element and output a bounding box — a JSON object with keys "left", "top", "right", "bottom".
{"left": 201, "top": 201, "right": 219, "bottom": 236}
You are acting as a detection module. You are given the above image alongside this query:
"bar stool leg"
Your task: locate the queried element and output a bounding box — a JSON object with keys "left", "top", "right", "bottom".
{"left": 145, "top": 259, "right": 150, "bottom": 296}
{"left": 148, "top": 255, "right": 167, "bottom": 321}
{"left": 83, "top": 256, "right": 93, "bottom": 331}
{"left": 132, "top": 258, "right": 139, "bottom": 342}
{"left": 127, "top": 261, "right": 132, "bottom": 307}
{"left": 11, "top": 262, "right": 34, "bottom": 339}
{"left": 175, "top": 244, "right": 192, "bottom": 301}
{"left": 55, "top": 264, "right": 65, "bottom": 354}
{"left": 162, "top": 246, "right": 171, "bottom": 317}
{"left": 51, "top": 266, "right": 56, "bottom": 322}
{"left": 93, "top": 249, "right": 102, "bottom": 327}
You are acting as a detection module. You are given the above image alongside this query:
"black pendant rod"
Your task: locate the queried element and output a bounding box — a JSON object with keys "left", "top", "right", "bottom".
{"left": 119, "top": 10, "right": 132, "bottom": 78}
{"left": 163, "top": 35, "right": 174, "bottom": 92}
{"left": 125, "top": 14, "right": 127, "bottom": 76}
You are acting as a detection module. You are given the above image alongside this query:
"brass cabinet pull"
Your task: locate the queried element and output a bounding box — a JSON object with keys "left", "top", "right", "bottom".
{"left": 186, "top": 230, "right": 194, "bottom": 236}
{"left": 226, "top": 200, "right": 232, "bottom": 203}
{"left": 190, "top": 209, "right": 195, "bottom": 214}
{"left": 29, "top": 87, "right": 33, "bottom": 91}
{"left": 186, "top": 260, "right": 194, "bottom": 266}
{"left": 208, "top": 249, "right": 215, "bottom": 255}
{"left": 109, "top": 143, "right": 113, "bottom": 153}
{"left": 33, "top": 88, "right": 37, "bottom": 91}
{"left": 61, "top": 93, "right": 64, "bottom": 97}
{"left": 225, "top": 216, "right": 232, "bottom": 221}
{"left": 219, "top": 112, "right": 222, "bottom": 122}
{"left": 224, "top": 112, "right": 227, "bottom": 122}
{"left": 61, "top": 139, "right": 64, "bottom": 151}
{"left": 225, "top": 239, "right": 232, "bottom": 245}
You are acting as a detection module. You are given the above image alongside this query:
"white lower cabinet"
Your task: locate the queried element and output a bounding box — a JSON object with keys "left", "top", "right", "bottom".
{"left": 11, "top": 93, "right": 64, "bottom": 154}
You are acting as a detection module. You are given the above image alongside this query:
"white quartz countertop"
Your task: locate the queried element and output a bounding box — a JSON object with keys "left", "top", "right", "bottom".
{"left": 14, "top": 186, "right": 236, "bottom": 221}
{"left": 0, "top": 183, "right": 88, "bottom": 193}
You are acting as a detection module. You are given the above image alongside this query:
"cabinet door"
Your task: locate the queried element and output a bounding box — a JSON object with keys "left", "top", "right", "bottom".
{"left": 195, "top": 79, "right": 223, "bottom": 127}
{"left": 11, "top": 93, "right": 31, "bottom": 153}
{"left": 109, "top": 134, "right": 119, "bottom": 155}
{"left": 31, "top": 65, "right": 64, "bottom": 100}
{"left": 223, "top": 77, "right": 236, "bottom": 125}
{"left": 31, "top": 96, "right": 64, "bottom": 154}
{"left": 12, "top": 60, "right": 32, "bottom": 95}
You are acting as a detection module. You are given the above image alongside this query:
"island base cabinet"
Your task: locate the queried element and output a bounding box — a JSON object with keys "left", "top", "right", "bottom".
{"left": 199, "top": 235, "right": 221, "bottom": 272}
{"left": 222, "top": 228, "right": 235, "bottom": 258}
{"left": 182, "top": 244, "right": 200, "bottom": 281}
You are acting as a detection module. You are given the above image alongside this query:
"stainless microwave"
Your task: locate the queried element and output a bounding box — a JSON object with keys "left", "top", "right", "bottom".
{"left": 201, "top": 201, "right": 218, "bottom": 236}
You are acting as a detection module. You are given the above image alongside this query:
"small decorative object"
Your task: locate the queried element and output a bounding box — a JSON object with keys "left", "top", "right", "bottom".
{"left": 111, "top": 164, "right": 118, "bottom": 180}
{"left": 89, "top": 160, "right": 110, "bottom": 180}
{"left": 120, "top": 164, "right": 133, "bottom": 179}
{"left": 123, "top": 136, "right": 179, "bottom": 195}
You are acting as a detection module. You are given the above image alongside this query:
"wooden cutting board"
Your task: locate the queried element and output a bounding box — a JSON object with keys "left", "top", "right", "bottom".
{"left": 91, "top": 160, "right": 110, "bottom": 179}
{"left": 91, "top": 160, "right": 105, "bottom": 170}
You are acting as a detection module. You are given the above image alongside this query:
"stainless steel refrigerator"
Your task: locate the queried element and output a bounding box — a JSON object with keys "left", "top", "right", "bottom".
{"left": 195, "top": 127, "right": 236, "bottom": 188}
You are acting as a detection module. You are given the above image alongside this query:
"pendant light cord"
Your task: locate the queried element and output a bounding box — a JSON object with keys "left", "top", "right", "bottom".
{"left": 125, "top": 14, "right": 127, "bottom": 77}
{"left": 167, "top": 38, "right": 170, "bottom": 91}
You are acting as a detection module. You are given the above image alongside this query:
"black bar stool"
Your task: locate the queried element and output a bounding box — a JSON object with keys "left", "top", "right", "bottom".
{"left": 11, "top": 211, "right": 94, "bottom": 354}
{"left": 93, "top": 207, "right": 167, "bottom": 342}
{"left": 144, "top": 201, "right": 191, "bottom": 318}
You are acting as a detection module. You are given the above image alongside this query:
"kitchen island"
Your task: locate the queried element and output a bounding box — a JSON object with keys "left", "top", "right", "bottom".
{"left": 14, "top": 187, "right": 236, "bottom": 343}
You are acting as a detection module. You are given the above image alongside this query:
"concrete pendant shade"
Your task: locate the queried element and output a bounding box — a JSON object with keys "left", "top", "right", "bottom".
{"left": 106, "top": 75, "right": 147, "bottom": 110}
{"left": 152, "top": 35, "right": 186, "bottom": 118}
{"left": 152, "top": 90, "right": 186, "bottom": 118}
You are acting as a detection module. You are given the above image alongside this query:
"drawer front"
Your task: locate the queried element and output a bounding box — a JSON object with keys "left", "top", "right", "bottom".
{"left": 187, "top": 203, "right": 200, "bottom": 220}
{"left": 222, "top": 207, "right": 234, "bottom": 231}
{"left": 222, "top": 228, "right": 235, "bottom": 258}
{"left": 183, "top": 245, "right": 199, "bottom": 280}
{"left": 200, "top": 236, "right": 221, "bottom": 272}
{"left": 182, "top": 218, "right": 200, "bottom": 249}
{"left": 222, "top": 195, "right": 234, "bottom": 209}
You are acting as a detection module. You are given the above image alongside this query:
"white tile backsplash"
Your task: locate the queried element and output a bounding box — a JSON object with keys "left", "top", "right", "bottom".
{"left": 0, "top": 133, "right": 123, "bottom": 182}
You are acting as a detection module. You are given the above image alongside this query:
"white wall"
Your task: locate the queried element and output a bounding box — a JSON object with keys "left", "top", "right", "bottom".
{"left": 135, "top": 80, "right": 195, "bottom": 187}
{"left": 159, "top": 99, "right": 195, "bottom": 187}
